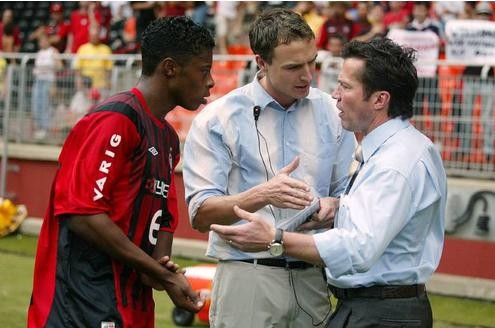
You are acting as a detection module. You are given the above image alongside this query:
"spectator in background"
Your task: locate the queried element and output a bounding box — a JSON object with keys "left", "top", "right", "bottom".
{"left": 406, "top": 2, "right": 441, "bottom": 36}
{"left": 95, "top": 2, "right": 112, "bottom": 43}
{"left": 66, "top": 2, "right": 102, "bottom": 53}
{"left": 0, "top": 9, "right": 21, "bottom": 53}
{"left": 131, "top": 1, "right": 157, "bottom": 43}
{"left": 29, "top": 3, "right": 70, "bottom": 53}
{"left": 459, "top": 1, "right": 495, "bottom": 164}
{"left": 65, "top": 76, "right": 100, "bottom": 129}
{"left": 352, "top": 3, "right": 387, "bottom": 42}
{"left": 189, "top": 1, "right": 209, "bottom": 26}
{"left": 215, "top": 1, "right": 244, "bottom": 54}
{"left": 406, "top": 1, "right": 442, "bottom": 116}
{"left": 108, "top": 2, "right": 138, "bottom": 54}
{"left": 325, "top": 33, "right": 346, "bottom": 57}
{"left": 103, "top": 1, "right": 132, "bottom": 21}
{"left": 317, "top": 2, "right": 353, "bottom": 49}
{"left": 433, "top": 1, "right": 465, "bottom": 34}
{"left": 1, "top": 21, "right": 16, "bottom": 53}
{"left": 293, "top": 1, "right": 325, "bottom": 41}
{"left": 383, "top": 1, "right": 411, "bottom": 30}
{"left": 318, "top": 33, "right": 346, "bottom": 94}
{"left": 122, "top": 14, "right": 137, "bottom": 52}
{"left": 458, "top": 1, "right": 477, "bottom": 19}
{"left": 74, "top": 25, "right": 113, "bottom": 96}
{"left": 160, "top": 1, "right": 187, "bottom": 17}
{"left": 350, "top": 2, "right": 371, "bottom": 38}
{"left": 31, "top": 33, "right": 62, "bottom": 141}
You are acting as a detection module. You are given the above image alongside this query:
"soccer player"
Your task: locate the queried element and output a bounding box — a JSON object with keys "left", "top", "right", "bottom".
{"left": 28, "top": 16, "right": 214, "bottom": 328}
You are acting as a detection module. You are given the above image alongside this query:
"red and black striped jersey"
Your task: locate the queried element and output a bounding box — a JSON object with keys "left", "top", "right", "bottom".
{"left": 28, "top": 88, "right": 180, "bottom": 328}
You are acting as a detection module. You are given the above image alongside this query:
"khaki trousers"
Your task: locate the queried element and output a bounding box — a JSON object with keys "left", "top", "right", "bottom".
{"left": 209, "top": 260, "right": 331, "bottom": 328}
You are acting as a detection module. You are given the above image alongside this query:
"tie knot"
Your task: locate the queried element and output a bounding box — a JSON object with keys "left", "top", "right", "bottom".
{"left": 354, "top": 144, "right": 363, "bottom": 163}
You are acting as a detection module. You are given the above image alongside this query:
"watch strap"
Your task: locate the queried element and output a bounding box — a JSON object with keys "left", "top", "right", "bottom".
{"left": 274, "top": 228, "right": 284, "bottom": 243}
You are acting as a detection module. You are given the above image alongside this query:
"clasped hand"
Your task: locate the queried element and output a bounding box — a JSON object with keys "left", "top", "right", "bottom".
{"left": 140, "top": 256, "right": 205, "bottom": 313}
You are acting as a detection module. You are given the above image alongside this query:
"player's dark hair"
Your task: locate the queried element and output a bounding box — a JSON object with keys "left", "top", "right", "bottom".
{"left": 140, "top": 16, "right": 215, "bottom": 76}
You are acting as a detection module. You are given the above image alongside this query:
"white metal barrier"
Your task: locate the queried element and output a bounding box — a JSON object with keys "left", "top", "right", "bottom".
{"left": 0, "top": 53, "right": 494, "bottom": 185}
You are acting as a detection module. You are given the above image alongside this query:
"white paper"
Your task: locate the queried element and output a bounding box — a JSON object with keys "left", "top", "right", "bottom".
{"left": 277, "top": 198, "right": 321, "bottom": 232}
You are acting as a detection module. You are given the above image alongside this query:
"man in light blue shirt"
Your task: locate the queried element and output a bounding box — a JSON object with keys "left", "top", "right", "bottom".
{"left": 212, "top": 38, "right": 447, "bottom": 328}
{"left": 183, "top": 8, "right": 355, "bottom": 328}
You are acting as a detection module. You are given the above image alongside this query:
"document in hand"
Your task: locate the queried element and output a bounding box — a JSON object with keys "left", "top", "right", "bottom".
{"left": 277, "top": 198, "right": 320, "bottom": 232}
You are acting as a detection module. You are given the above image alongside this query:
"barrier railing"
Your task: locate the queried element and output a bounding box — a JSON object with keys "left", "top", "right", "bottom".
{"left": 0, "top": 53, "right": 494, "bottom": 180}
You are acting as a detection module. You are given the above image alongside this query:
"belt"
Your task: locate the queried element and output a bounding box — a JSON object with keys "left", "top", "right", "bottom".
{"left": 237, "top": 258, "right": 315, "bottom": 269}
{"left": 329, "top": 284, "right": 426, "bottom": 300}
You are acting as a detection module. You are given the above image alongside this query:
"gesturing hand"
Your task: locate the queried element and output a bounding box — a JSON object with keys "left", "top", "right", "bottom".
{"left": 263, "top": 157, "right": 314, "bottom": 209}
{"left": 211, "top": 205, "right": 275, "bottom": 252}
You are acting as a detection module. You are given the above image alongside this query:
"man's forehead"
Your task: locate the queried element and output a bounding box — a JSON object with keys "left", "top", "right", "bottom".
{"left": 187, "top": 50, "right": 213, "bottom": 65}
{"left": 272, "top": 39, "right": 317, "bottom": 63}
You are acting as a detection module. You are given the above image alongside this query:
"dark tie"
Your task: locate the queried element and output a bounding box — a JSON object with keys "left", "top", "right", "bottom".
{"left": 344, "top": 145, "right": 364, "bottom": 195}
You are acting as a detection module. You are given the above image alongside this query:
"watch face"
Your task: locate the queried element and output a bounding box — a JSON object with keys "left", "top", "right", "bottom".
{"left": 269, "top": 242, "right": 284, "bottom": 257}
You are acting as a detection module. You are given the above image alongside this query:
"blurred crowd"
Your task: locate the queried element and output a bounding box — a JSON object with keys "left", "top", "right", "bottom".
{"left": 0, "top": 1, "right": 494, "bottom": 156}
{"left": 0, "top": 1, "right": 493, "bottom": 56}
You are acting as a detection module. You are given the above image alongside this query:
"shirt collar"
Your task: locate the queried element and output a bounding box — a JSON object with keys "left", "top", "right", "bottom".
{"left": 361, "top": 117, "right": 410, "bottom": 162}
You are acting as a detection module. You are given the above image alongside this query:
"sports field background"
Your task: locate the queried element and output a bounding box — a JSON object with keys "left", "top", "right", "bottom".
{"left": 1, "top": 234, "right": 494, "bottom": 328}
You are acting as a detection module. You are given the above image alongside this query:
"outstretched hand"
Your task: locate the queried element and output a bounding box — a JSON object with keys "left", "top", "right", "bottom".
{"left": 263, "top": 157, "right": 314, "bottom": 209}
{"left": 211, "top": 205, "right": 275, "bottom": 252}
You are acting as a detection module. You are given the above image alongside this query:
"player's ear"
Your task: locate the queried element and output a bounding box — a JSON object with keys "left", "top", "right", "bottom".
{"left": 159, "top": 58, "right": 179, "bottom": 78}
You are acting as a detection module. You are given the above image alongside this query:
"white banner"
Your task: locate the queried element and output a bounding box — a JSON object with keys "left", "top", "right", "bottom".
{"left": 387, "top": 29, "right": 439, "bottom": 77}
{"left": 445, "top": 20, "right": 495, "bottom": 61}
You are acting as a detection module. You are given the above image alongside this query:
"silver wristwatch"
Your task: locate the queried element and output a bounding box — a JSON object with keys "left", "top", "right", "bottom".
{"left": 268, "top": 228, "right": 284, "bottom": 257}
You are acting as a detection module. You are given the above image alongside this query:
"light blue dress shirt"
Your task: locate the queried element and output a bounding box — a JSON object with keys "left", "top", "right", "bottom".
{"left": 314, "top": 118, "right": 447, "bottom": 288}
{"left": 183, "top": 74, "right": 355, "bottom": 260}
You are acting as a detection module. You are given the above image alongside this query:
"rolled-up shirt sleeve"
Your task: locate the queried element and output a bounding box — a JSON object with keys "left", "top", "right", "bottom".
{"left": 183, "top": 113, "right": 232, "bottom": 223}
{"left": 313, "top": 168, "right": 414, "bottom": 279}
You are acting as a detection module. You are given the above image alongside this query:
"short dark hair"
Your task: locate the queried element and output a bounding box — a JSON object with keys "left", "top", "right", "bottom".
{"left": 140, "top": 16, "right": 215, "bottom": 76}
{"left": 342, "top": 38, "right": 418, "bottom": 119}
{"left": 249, "top": 8, "right": 314, "bottom": 64}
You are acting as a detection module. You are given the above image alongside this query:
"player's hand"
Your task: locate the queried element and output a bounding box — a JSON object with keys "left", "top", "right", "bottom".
{"left": 263, "top": 157, "right": 313, "bottom": 209}
{"left": 165, "top": 273, "right": 205, "bottom": 313}
{"left": 157, "top": 255, "right": 186, "bottom": 274}
{"left": 140, "top": 256, "right": 186, "bottom": 290}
